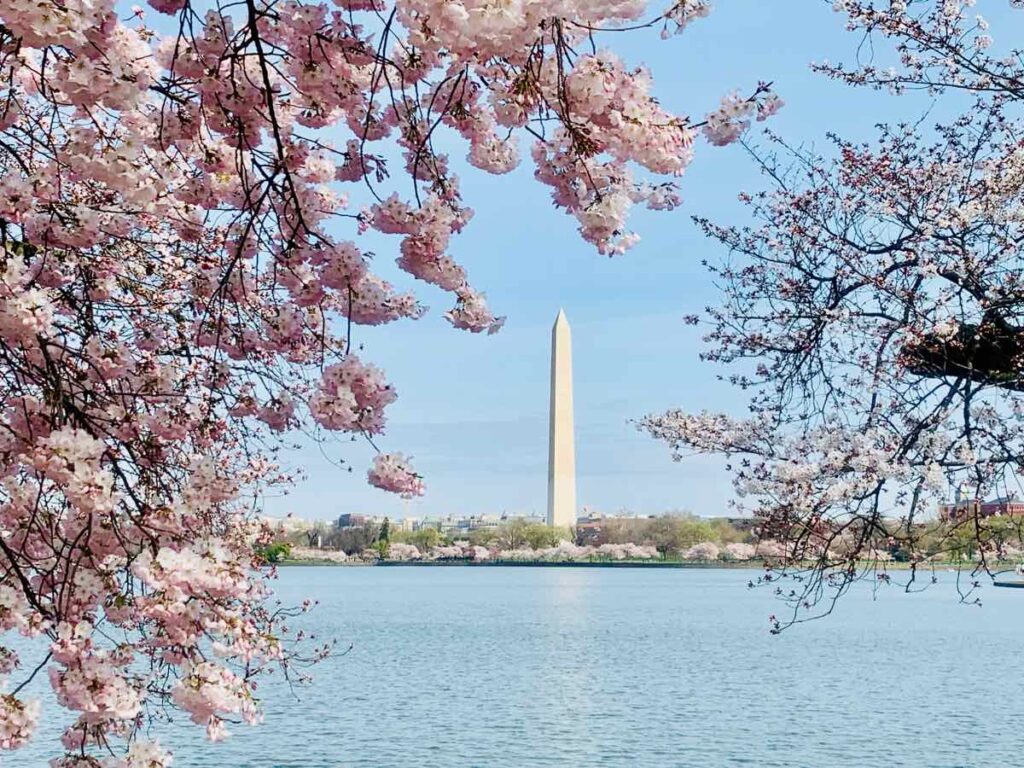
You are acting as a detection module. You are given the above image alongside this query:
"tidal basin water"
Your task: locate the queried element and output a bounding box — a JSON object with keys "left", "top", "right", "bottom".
{"left": 11, "top": 566, "right": 1024, "bottom": 767}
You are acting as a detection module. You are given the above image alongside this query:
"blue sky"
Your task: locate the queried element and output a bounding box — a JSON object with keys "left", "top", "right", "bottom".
{"left": 266, "top": 1, "right": 1016, "bottom": 522}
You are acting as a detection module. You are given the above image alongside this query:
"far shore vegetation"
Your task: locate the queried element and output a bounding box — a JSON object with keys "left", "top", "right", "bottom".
{"left": 259, "top": 513, "right": 1024, "bottom": 571}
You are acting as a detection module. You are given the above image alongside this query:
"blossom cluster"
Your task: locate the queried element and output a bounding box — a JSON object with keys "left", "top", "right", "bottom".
{"left": 367, "top": 454, "right": 427, "bottom": 498}
{"left": 171, "top": 662, "right": 260, "bottom": 741}
{"left": 0, "top": 695, "right": 39, "bottom": 750}
{"left": 703, "top": 87, "right": 783, "bottom": 147}
{"left": 309, "top": 357, "right": 396, "bottom": 434}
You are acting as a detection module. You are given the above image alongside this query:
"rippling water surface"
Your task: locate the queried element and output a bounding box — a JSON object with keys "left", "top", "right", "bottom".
{"left": 10, "top": 566, "right": 1024, "bottom": 767}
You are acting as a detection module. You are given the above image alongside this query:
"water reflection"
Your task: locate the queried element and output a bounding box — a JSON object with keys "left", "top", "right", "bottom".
{"left": 7, "top": 567, "right": 1020, "bottom": 768}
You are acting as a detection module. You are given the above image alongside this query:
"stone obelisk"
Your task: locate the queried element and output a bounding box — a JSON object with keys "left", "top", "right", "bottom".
{"left": 547, "top": 309, "right": 577, "bottom": 529}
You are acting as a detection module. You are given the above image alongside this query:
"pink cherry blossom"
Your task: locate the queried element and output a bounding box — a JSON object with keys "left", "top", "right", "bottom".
{"left": 171, "top": 662, "right": 259, "bottom": 738}
{"left": 723, "top": 542, "right": 756, "bottom": 561}
{"left": 309, "top": 357, "right": 396, "bottom": 434}
{"left": 0, "top": 694, "right": 39, "bottom": 749}
{"left": 683, "top": 541, "right": 720, "bottom": 561}
{"left": 368, "top": 454, "right": 426, "bottom": 498}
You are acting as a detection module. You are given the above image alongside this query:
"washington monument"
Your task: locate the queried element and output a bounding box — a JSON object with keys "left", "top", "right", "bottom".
{"left": 547, "top": 309, "right": 577, "bottom": 529}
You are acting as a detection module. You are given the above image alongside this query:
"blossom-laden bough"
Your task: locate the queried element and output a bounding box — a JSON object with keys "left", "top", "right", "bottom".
{"left": 0, "top": 0, "right": 777, "bottom": 760}
{"left": 643, "top": 0, "right": 1024, "bottom": 633}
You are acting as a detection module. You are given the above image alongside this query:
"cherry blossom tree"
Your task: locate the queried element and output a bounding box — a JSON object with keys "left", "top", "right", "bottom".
{"left": 722, "top": 541, "right": 754, "bottom": 561}
{"left": 0, "top": 0, "right": 777, "bottom": 760}
{"left": 643, "top": 0, "right": 1024, "bottom": 631}
{"left": 683, "top": 541, "right": 719, "bottom": 561}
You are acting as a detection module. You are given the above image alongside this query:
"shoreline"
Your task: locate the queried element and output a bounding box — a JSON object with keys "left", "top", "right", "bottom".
{"left": 375, "top": 559, "right": 733, "bottom": 568}
{"left": 277, "top": 558, "right": 1011, "bottom": 570}
{"left": 277, "top": 558, "right": 747, "bottom": 568}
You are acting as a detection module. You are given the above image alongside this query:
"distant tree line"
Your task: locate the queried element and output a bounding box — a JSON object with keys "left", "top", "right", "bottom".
{"left": 576, "top": 515, "right": 751, "bottom": 555}
{"left": 278, "top": 514, "right": 756, "bottom": 557}
{"left": 275, "top": 512, "right": 1024, "bottom": 565}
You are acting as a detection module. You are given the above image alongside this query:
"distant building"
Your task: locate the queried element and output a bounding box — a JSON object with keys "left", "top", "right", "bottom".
{"left": 429, "top": 514, "right": 503, "bottom": 535}
{"left": 336, "top": 513, "right": 369, "bottom": 528}
{"left": 262, "top": 516, "right": 312, "bottom": 534}
{"left": 416, "top": 515, "right": 462, "bottom": 535}
{"left": 574, "top": 512, "right": 605, "bottom": 544}
{"left": 463, "top": 514, "right": 501, "bottom": 532}
{"left": 512, "top": 515, "right": 546, "bottom": 526}
{"left": 725, "top": 517, "right": 758, "bottom": 533}
{"left": 404, "top": 512, "right": 550, "bottom": 534}
{"left": 939, "top": 495, "right": 1024, "bottom": 521}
